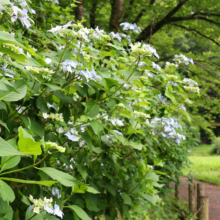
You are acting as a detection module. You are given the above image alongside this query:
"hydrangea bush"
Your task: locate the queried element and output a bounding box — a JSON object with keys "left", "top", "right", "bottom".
{"left": 0, "top": 0, "right": 200, "bottom": 219}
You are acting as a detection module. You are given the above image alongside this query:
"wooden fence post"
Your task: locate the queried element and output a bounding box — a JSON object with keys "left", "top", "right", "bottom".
{"left": 188, "top": 177, "right": 196, "bottom": 213}
{"left": 197, "top": 183, "right": 207, "bottom": 220}
{"left": 197, "top": 196, "right": 209, "bottom": 220}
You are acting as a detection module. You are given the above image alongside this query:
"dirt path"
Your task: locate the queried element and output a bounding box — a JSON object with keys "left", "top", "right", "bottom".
{"left": 178, "top": 177, "right": 220, "bottom": 220}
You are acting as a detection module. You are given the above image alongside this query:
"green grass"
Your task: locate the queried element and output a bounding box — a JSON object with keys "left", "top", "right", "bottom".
{"left": 183, "top": 144, "right": 220, "bottom": 186}
{"left": 189, "top": 144, "right": 213, "bottom": 156}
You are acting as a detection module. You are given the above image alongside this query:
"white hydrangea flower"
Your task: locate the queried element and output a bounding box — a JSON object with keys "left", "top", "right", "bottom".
{"left": 120, "top": 22, "right": 141, "bottom": 33}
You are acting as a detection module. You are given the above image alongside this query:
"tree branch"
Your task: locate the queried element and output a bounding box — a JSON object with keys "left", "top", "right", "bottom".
{"left": 136, "top": 0, "right": 189, "bottom": 42}
{"left": 171, "top": 23, "right": 220, "bottom": 47}
{"left": 133, "top": 0, "right": 155, "bottom": 24}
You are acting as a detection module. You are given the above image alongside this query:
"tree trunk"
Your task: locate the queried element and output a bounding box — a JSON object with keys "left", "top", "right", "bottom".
{"left": 75, "top": 0, "right": 84, "bottom": 21}
{"left": 109, "top": 0, "right": 124, "bottom": 32}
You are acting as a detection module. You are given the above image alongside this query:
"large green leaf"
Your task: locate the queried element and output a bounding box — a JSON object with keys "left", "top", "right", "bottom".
{"left": 0, "top": 137, "right": 23, "bottom": 156}
{"left": 80, "top": 132, "right": 102, "bottom": 153}
{"left": 90, "top": 120, "right": 104, "bottom": 136}
{"left": 86, "top": 100, "right": 99, "bottom": 118}
{"left": 0, "top": 198, "right": 13, "bottom": 220}
{"left": 0, "top": 177, "right": 57, "bottom": 187}
{"left": 38, "top": 167, "right": 83, "bottom": 187}
{"left": 18, "top": 127, "right": 42, "bottom": 155}
{"left": 1, "top": 155, "right": 21, "bottom": 172}
{"left": 0, "top": 31, "right": 37, "bottom": 56}
{"left": 0, "top": 80, "right": 27, "bottom": 102}
{"left": 0, "top": 47, "right": 27, "bottom": 62}
{"left": 127, "top": 140, "right": 144, "bottom": 150}
{"left": 0, "top": 180, "right": 15, "bottom": 202}
{"left": 68, "top": 205, "right": 92, "bottom": 220}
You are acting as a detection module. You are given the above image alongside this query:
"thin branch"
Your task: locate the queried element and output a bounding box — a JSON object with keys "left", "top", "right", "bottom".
{"left": 171, "top": 23, "right": 220, "bottom": 47}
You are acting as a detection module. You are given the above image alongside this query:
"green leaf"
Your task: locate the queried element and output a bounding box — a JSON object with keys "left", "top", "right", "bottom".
{"left": 0, "top": 198, "right": 13, "bottom": 220}
{"left": 87, "top": 186, "right": 100, "bottom": 194}
{"left": 18, "top": 127, "right": 42, "bottom": 155}
{"left": 80, "top": 132, "right": 102, "bottom": 153}
{"left": 145, "top": 172, "right": 159, "bottom": 181}
{"left": 68, "top": 205, "right": 92, "bottom": 220}
{"left": 0, "top": 47, "right": 27, "bottom": 62}
{"left": 127, "top": 140, "right": 144, "bottom": 150}
{"left": 21, "top": 195, "right": 31, "bottom": 206}
{"left": 77, "top": 164, "right": 88, "bottom": 180}
{"left": 112, "top": 97, "right": 132, "bottom": 112}
{"left": 73, "top": 185, "right": 88, "bottom": 194}
{"left": 86, "top": 100, "right": 99, "bottom": 118}
{"left": 38, "top": 167, "right": 83, "bottom": 187}
{"left": 0, "top": 119, "right": 9, "bottom": 132}
{"left": 0, "top": 180, "right": 15, "bottom": 202}
{"left": 0, "top": 80, "right": 27, "bottom": 102}
{"left": 0, "top": 177, "right": 57, "bottom": 187}
{"left": 121, "top": 192, "right": 133, "bottom": 206}
{"left": 0, "top": 137, "right": 23, "bottom": 156}
{"left": 165, "top": 86, "right": 176, "bottom": 104}
{"left": 54, "top": 91, "right": 73, "bottom": 104}
{"left": 36, "top": 96, "right": 48, "bottom": 112}
{"left": 1, "top": 155, "right": 21, "bottom": 172}
{"left": 90, "top": 120, "right": 104, "bottom": 136}
{"left": 44, "top": 83, "right": 62, "bottom": 91}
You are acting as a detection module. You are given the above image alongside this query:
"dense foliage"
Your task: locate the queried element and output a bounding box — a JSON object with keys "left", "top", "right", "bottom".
{"left": 0, "top": 0, "right": 200, "bottom": 219}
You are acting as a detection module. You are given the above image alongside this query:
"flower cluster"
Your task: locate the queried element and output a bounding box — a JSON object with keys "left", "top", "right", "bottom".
{"left": 26, "top": 66, "right": 54, "bottom": 80}
{"left": 174, "top": 54, "right": 194, "bottom": 65}
{"left": 42, "top": 141, "right": 66, "bottom": 153}
{"left": 183, "top": 78, "right": 200, "bottom": 93}
{"left": 134, "top": 111, "right": 151, "bottom": 119}
{"left": 29, "top": 195, "right": 64, "bottom": 218}
{"left": 42, "top": 113, "right": 64, "bottom": 122}
{"left": 64, "top": 128, "right": 80, "bottom": 141}
{"left": 120, "top": 22, "right": 141, "bottom": 34}
{"left": 130, "top": 42, "right": 159, "bottom": 58}
{"left": 149, "top": 117, "right": 186, "bottom": 144}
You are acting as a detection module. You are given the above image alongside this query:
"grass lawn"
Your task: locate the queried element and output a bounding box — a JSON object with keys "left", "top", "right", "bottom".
{"left": 183, "top": 144, "right": 220, "bottom": 186}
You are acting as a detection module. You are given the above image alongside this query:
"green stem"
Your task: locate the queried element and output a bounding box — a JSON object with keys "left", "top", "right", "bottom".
{"left": 63, "top": 192, "right": 74, "bottom": 206}
{"left": 0, "top": 154, "right": 49, "bottom": 176}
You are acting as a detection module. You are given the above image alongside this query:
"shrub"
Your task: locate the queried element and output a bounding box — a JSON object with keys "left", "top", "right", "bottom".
{"left": 210, "top": 137, "right": 220, "bottom": 155}
{"left": 0, "top": 1, "right": 200, "bottom": 219}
